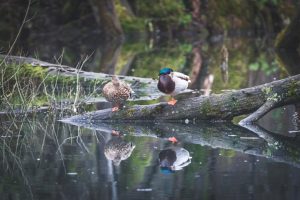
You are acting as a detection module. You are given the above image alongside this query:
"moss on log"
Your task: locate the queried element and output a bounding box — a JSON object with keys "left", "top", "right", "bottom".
{"left": 63, "top": 74, "right": 300, "bottom": 122}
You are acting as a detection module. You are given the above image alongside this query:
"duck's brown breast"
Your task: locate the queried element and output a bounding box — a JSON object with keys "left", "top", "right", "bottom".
{"left": 157, "top": 75, "right": 175, "bottom": 94}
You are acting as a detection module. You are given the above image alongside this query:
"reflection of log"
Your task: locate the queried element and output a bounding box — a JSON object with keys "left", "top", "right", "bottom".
{"left": 63, "top": 74, "right": 300, "bottom": 122}
{"left": 61, "top": 120, "right": 300, "bottom": 168}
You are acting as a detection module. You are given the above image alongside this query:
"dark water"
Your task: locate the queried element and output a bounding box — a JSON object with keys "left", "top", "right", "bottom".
{"left": 1, "top": 114, "right": 300, "bottom": 200}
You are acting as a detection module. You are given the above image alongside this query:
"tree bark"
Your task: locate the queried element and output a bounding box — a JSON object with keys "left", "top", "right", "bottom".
{"left": 190, "top": 43, "right": 203, "bottom": 87}
{"left": 63, "top": 74, "right": 300, "bottom": 122}
{"left": 89, "top": 0, "right": 124, "bottom": 41}
{"left": 276, "top": 6, "right": 300, "bottom": 50}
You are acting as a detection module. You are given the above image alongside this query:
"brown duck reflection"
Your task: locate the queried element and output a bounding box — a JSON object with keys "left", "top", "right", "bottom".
{"left": 104, "top": 137, "right": 136, "bottom": 166}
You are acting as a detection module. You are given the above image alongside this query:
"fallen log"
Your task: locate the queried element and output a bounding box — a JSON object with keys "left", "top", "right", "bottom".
{"left": 0, "top": 55, "right": 156, "bottom": 84}
{"left": 63, "top": 74, "right": 300, "bottom": 123}
{"left": 2, "top": 55, "right": 299, "bottom": 124}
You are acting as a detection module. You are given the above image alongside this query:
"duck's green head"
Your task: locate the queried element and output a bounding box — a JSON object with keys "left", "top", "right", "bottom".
{"left": 159, "top": 68, "right": 173, "bottom": 75}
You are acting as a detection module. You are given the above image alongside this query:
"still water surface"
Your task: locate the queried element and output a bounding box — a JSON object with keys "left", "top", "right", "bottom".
{"left": 1, "top": 114, "right": 300, "bottom": 200}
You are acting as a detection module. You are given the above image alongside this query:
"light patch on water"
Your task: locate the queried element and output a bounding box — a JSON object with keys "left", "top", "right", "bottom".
{"left": 289, "top": 130, "right": 300, "bottom": 133}
{"left": 67, "top": 172, "right": 78, "bottom": 176}
{"left": 136, "top": 188, "right": 152, "bottom": 192}
{"left": 228, "top": 134, "right": 237, "bottom": 137}
{"left": 185, "top": 119, "right": 189, "bottom": 124}
{"left": 240, "top": 137, "right": 260, "bottom": 140}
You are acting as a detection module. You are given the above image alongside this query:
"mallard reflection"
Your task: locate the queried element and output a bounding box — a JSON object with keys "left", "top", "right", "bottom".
{"left": 159, "top": 147, "right": 192, "bottom": 173}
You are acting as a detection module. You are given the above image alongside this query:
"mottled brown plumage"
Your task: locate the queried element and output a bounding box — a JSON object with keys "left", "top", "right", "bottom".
{"left": 102, "top": 76, "right": 133, "bottom": 111}
{"left": 104, "top": 137, "right": 135, "bottom": 166}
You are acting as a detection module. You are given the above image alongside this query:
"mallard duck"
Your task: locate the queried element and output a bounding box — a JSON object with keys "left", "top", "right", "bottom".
{"left": 159, "top": 147, "right": 192, "bottom": 173}
{"left": 157, "top": 68, "right": 191, "bottom": 105}
{"left": 104, "top": 137, "right": 136, "bottom": 166}
{"left": 102, "top": 76, "right": 134, "bottom": 112}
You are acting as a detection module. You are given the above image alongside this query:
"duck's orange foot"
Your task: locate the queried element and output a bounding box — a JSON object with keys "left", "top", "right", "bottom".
{"left": 167, "top": 98, "right": 177, "bottom": 105}
{"left": 112, "top": 107, "right": 119, "bottom": 112}
{"left": 112, "top": 130, "right": 120, "bottom": 136}
{"left": 168, "top": 137, "right": 178, "bottom": 143}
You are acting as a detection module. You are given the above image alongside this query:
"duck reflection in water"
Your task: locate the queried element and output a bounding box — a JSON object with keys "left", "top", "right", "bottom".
{"left": 159, "top": 146, "right": 192, "bottom": 174}
{"left": 104, "top": 136, "right": 136, "bottom": 166}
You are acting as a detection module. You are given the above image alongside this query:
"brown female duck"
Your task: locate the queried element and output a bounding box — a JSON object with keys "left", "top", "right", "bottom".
{"left": 102, "top": 76, "right": 134, "bottom": 112}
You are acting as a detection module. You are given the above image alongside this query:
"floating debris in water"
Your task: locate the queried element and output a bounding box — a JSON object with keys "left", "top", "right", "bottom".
{"left": 240, "top": 137, "right": 260, "bottom": 140}
{"left": 136, "top": 188, "right": 152, "bottom": 192}
{"left": 228, "top": 134, "right": 237, "bottom": 137}
{"left": 67, "top": 172, "right": 78, "bottom": 176}
{"left": 37, "top": 158, "right": 40, "bottom": 161}
{"left": 185, "top": 119, "right": 189, "bottom": 124}
{"left": 289, "top": 130, "right": 300, "bottom": 133}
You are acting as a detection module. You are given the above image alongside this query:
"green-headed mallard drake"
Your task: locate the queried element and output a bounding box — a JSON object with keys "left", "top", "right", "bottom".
{"left": 103, "top": 76, "right": 134, "bottom": 112}
{"left": 159, "top": 147, "right": 192, "bottom": 173}
{"left": 104, "top": 137, "right": 136, "bottom": 166}
{"left": 157, "top": 68, "right": 191, "bottom": 105}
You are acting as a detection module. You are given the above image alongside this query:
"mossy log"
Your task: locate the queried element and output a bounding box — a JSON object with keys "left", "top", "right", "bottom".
{"left": 0, "top": 55, "right": 154, "bottom": 83}
{"left": 63, "top": 74, "right": 300, "bottom": 123}
{"left": 2, "top": 55, "right": 300, "bottom": 124}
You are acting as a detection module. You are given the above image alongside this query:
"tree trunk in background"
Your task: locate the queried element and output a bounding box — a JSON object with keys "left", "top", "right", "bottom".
{"left": 99, "top": 42, "right": 122, "bottom": 74}
{"left": 276, "top": 6, "right": 300, "bottom": 50}
{"left": 192, "top": 0, "right": 201, "bottom": 26}
{"left": 89, "top": 0, "right": 124, "bottom": 41}
{"left": 190, "top": 43, "right": 202, "bottom": 87}
{"left": 120, "top": 0, "right": 135, "bottom": 16}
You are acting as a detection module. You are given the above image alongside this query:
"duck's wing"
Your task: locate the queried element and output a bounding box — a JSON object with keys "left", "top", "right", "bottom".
{"left": 120, "top": 81, "right": 135, "bottom": 98}
{"left": 171, "top": 72, "right": 191, "bottom": 83}
{"left": 173, "top": 158, "right": 192, "bottom": 170}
